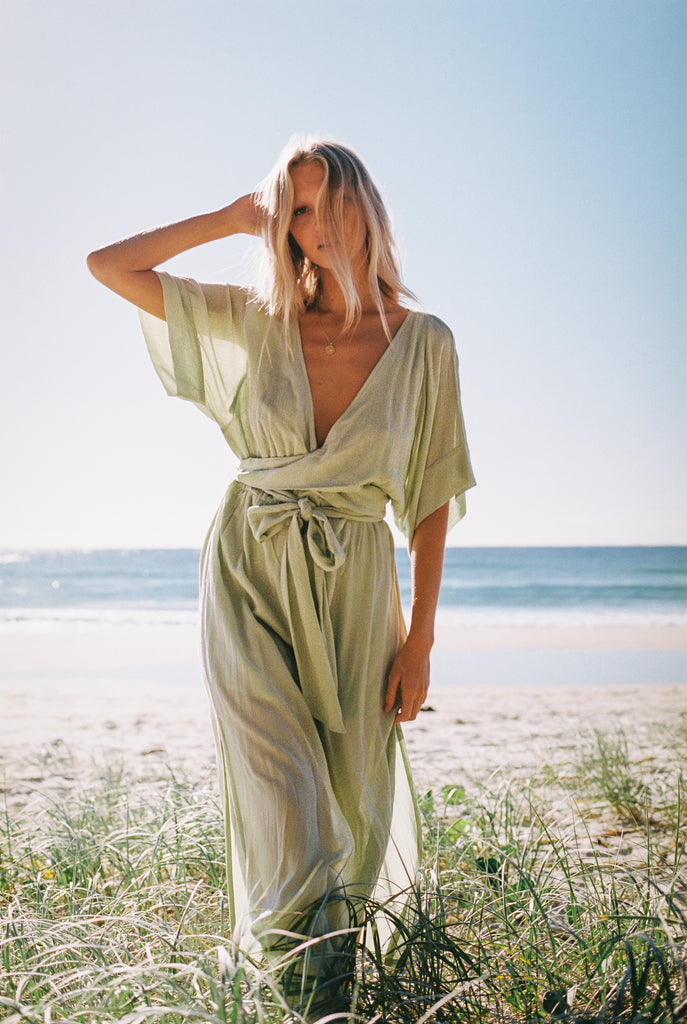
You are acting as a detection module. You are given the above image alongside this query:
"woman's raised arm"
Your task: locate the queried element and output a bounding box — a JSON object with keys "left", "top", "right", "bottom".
{"left": 86, "top": 194, "right": 261, "bottom": 320}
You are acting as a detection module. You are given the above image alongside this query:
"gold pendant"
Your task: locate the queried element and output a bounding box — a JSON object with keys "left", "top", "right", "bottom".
{"left": 325, "top": 342, "right": 335, "bottom": 355}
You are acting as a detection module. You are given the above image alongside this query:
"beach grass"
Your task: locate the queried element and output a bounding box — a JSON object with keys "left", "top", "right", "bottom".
{"left": 1, "top": 726, "right": 685, "bottom": 1023}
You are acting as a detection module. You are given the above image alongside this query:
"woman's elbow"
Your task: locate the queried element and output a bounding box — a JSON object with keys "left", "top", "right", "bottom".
{"left": 86, "top": 248, "right": 109, "bottom": 282}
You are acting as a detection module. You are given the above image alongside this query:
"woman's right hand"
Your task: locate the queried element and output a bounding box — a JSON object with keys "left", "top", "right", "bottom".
{"left": 87, "top": 193, "right": 264, "bottom": 319}
{"left": 227, "top": 193, "right": 263, "bottom": 237}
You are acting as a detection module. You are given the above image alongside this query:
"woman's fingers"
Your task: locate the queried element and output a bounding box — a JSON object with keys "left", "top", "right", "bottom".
{"left": 385, "top": 644, "right": 430, "bottom": 721}
{"left": 395, "top": 678, "right": 428, "bottom": 722}
{"left": 384, "top": 665, "right": 401, "bottom": 713}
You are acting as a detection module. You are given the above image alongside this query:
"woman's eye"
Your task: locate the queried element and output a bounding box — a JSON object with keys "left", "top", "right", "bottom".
{"left": 292, "top": 206, "right": 308, "bottom": 218}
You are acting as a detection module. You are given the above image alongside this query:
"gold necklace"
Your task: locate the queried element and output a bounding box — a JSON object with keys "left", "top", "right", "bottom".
{"left": 316, "top": 309, "right": 338, "bottom": 356}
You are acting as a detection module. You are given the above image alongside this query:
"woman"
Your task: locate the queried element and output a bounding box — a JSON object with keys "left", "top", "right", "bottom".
{"left": 88, "top": 136, "right": 475, "bottom": 1015}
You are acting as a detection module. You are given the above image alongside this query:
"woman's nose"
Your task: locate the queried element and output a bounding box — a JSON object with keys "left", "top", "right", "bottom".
{"left": 315, "top": 215, "right": 334, "bottom": 247}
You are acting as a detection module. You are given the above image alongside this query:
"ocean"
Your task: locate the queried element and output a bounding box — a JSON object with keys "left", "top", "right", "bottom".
{"left": 1, "top": 546, "right": 685, "bottom": 632}
{"left": 1, "top": 548, "right": 685, "bottom": 687}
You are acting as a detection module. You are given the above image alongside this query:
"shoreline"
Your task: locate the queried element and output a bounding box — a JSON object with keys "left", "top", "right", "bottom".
{"left": 1, "top": 624, "right": 685, "bottom": 695}
{"left": 1, "top": 621, "right": 685, "bottom": 671}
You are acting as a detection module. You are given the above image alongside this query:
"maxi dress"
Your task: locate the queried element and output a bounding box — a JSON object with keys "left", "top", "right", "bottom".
{"left": 139, "top": 272, "right": 475, "bottom": 955}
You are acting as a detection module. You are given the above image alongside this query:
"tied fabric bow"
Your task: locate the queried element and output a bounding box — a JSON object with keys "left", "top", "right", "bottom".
{"left": 247, "top": 497, "right": 346, "bottom": 571}
{"left": 246, "top": 496, "right": 347, "bottom": 733}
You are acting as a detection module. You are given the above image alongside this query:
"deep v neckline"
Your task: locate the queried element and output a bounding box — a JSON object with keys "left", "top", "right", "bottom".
{"left": 294, "top": 311, "right": 414, "bottom": 450}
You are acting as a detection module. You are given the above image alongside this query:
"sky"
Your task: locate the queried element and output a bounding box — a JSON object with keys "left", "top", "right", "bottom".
{"left": 1, "top": 0, "right": 685, "bottom": 548}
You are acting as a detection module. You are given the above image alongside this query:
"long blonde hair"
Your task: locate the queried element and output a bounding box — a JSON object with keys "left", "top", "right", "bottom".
{"left": 255, "top": 135, "right": 414, "bottom": 336}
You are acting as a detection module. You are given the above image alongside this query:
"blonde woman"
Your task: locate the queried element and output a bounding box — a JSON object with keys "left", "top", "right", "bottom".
{"left": 88, "top": 136, "right": 475, "bottom": 1016}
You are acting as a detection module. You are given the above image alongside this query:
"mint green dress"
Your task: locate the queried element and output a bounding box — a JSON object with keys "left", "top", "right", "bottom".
{"left": 139, "top": 273, "right": 475, "bottom": 955}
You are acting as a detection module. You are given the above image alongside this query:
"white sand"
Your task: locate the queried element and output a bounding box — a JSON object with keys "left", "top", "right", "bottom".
{"left": 1, "top": 625, "right": 685, "bottom": 810}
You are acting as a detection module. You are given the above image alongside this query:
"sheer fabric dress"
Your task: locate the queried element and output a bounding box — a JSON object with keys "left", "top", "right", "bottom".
{"left": 139, "top": 272, "right": 475, "bottom": 954}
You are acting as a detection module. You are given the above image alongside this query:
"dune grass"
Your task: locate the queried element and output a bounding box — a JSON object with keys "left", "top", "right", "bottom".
{"left": 1, "top": 725, "right": 685, "bottom": 1023}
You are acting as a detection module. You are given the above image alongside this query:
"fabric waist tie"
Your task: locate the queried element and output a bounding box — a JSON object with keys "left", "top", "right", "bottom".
{"left": 243, "top": 488, "right": 385, "bottom": 734}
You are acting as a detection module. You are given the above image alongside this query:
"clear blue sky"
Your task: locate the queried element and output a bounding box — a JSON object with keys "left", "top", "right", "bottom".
{"left": 2, "top": 0, "right": 685, "bottom": 547}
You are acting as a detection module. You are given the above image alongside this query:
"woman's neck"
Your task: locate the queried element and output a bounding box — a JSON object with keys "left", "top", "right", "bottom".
{"left": 316, "top": 268, "right": 380, "bottom": 318}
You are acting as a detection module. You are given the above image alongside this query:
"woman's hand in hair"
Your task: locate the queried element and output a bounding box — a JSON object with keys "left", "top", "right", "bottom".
{"left": 227, "top": 193, "right": 263, "bottom": 237}
{"left": 87, "top": 194, "right": 263, "bottom": 319}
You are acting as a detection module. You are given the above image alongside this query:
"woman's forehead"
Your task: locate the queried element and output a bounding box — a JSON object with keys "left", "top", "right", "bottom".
{"left": 290, "top": 160, "right": 326, "bottom": 194}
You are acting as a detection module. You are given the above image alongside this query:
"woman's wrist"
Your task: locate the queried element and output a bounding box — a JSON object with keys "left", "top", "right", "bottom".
{"left": 219, "top": 194, "right": 262, "bottom": 238}
{"left": 405, "top": 624, "right": 435, "bottom": 652}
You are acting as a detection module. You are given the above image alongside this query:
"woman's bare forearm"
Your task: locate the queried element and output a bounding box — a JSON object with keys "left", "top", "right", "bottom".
{"left": 407, "top": 501, "right": 450, "bottom": 649}
{"left": 384, "top": 502, "right": 449, "bottom": 722}
{"left": 86, "top": 194, "right": 260, "bottom": 318}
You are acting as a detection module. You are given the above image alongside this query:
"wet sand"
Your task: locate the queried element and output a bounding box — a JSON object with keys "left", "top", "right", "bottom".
{"left": 1, "top": 624, "right": 684, "bottom": 809}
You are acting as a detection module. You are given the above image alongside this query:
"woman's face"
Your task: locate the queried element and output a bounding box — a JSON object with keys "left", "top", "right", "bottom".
{"left": 288, "top": 160, "right": 366, "bottom": 271}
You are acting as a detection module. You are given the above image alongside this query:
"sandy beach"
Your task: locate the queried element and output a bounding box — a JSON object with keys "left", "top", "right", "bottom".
{"left": 2, "top": 621, "right": 685, "bottom": 1020}
{"left": 1, "top": 623, "right": 685, "bottom": 810}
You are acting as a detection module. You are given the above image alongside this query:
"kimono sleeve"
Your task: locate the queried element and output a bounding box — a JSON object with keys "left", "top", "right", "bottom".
{"left": 138, "top": 271, "right": 251, "bottom": 434}
{"left": 395, "top": 318, "right": 476, "bottom": 545}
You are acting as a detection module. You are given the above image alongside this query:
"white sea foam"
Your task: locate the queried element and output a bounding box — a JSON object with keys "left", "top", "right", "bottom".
{"left": 1, "top": 603, "right": 685, "bottom": 634}
{"left": 0, "top": 552, "right": 29, "bottom": 565}
{"left": 0, "top": 607, "right": 199, "bottom": 633}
